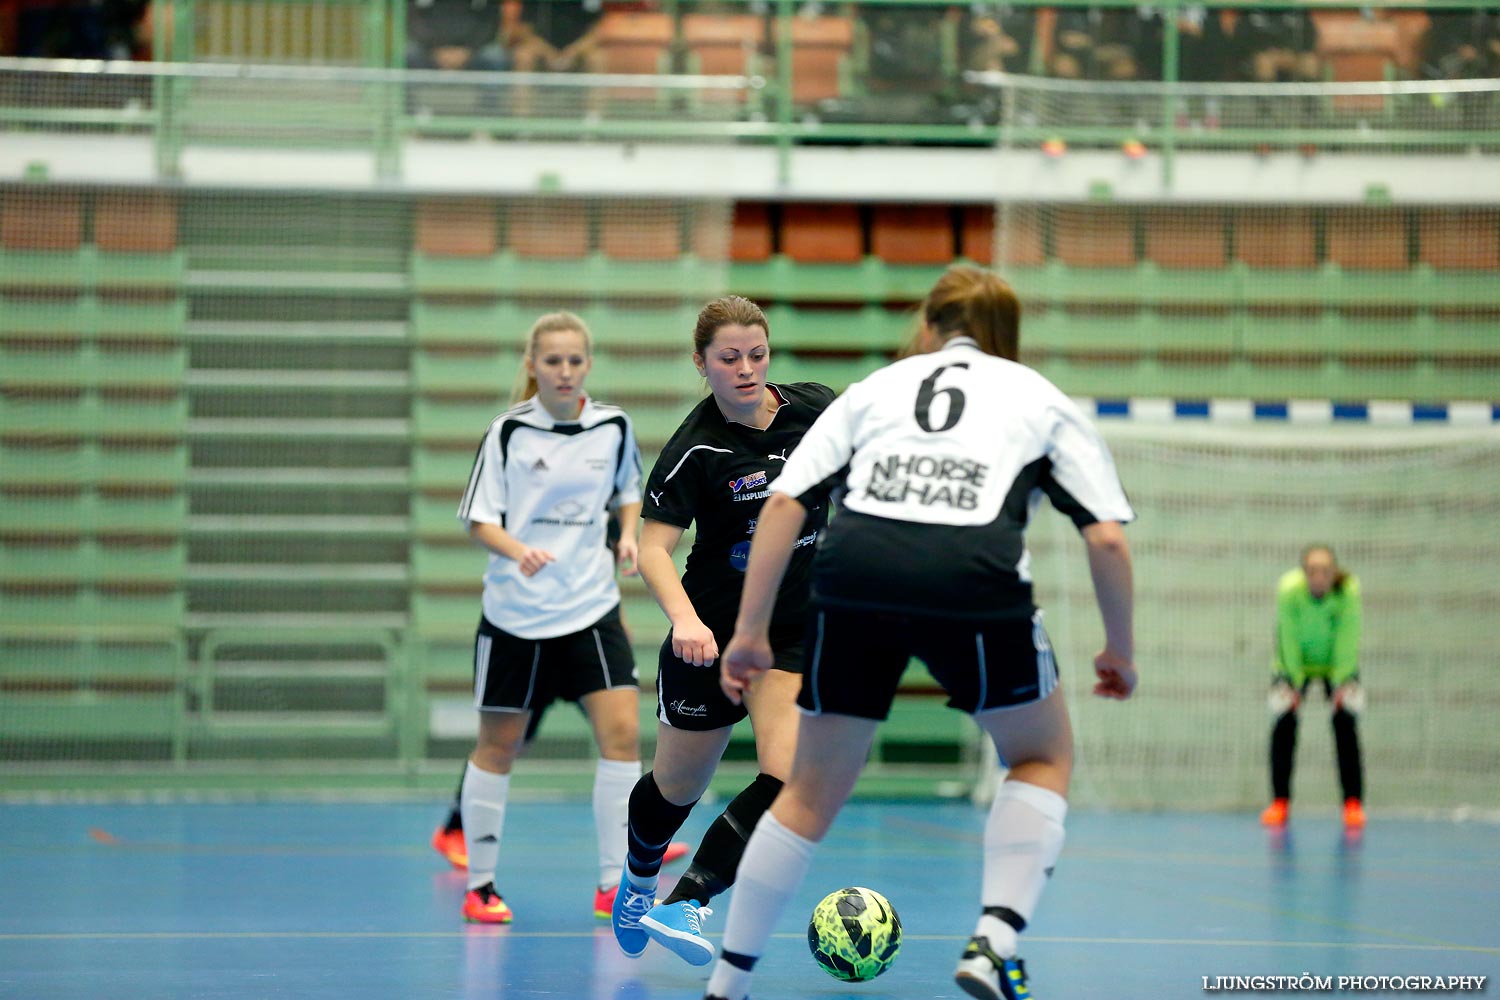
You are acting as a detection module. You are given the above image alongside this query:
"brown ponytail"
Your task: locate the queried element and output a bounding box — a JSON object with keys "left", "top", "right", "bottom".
{"left": 921, "top": 265, "right": 1021, "bottom": 361}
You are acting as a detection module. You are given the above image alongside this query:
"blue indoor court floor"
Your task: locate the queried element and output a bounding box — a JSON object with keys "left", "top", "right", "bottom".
{"left": 1, "top": 799, "right": 1496, "bottom": 1000}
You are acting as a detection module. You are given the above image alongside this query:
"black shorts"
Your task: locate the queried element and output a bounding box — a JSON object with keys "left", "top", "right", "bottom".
{"left": 655, "top": 628, "right": 805, "bottom": 731}
{"left": 798, "top": 605, "right": 1060, "bottom": 720}
{"left": 473, "top": 606, "right": 637, "bottom": 713}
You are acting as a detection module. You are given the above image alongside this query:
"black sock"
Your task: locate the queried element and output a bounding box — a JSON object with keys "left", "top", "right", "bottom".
{"left": 1270, "top": 710, "right": 1298, "bottom": 801}
{"left": 626, "top": 771, "right": 697, "bottom": 881}
{"left": 662, "top": 772, "right": 782, "bottom": 906}
{"left": 1332, "top": 709, "right": 1363, "bottom": 801}
{"left": 444, "top": 765, "right": 465, "bottom": 832}
{"left": 984, "top": 905, "right": 1027, "bottom": 933}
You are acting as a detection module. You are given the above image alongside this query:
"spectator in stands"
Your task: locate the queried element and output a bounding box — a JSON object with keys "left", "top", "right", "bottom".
{"left": 964, "top": 3, "right": 1036, "bottom": 75}
{"left": 1421, "top": 9, "right": 1500, "bottom": 128}
{"left": 864, "top": 3, "right": 958, "bottom": 118}
{"left": 1048, "top": 7, "right": 1101, "bottom": 81}
{"left": 14, "top": 0, "right": 111, "bottom": 58}
{"left": 1176, "top": 5, "right": 1230, "bottom": 127}
{"left": 509, "top": 0, "right": 604, "bottom": 73}
{"left": 1096, "top": 6, "right": 1163, "bottom": 82}
{"left": 1231, "top": 3, "right": 1321, "bottom": 143}
{"left": 1048, "top": 8, "right": 1159, "bottom": 83}
{"left": 1260, "top": 544, "right": 1366, "bottom": 832}
{"left": 1231, "top": 4, "right": 1321, "bottom": 89}
{"left": 406, "top": 0, "right": 510, "bottom": 73}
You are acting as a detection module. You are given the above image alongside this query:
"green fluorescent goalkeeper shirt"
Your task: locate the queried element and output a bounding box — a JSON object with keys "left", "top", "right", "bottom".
{"left": 1273, "top": 569, "right": 1362, "bottom": 687}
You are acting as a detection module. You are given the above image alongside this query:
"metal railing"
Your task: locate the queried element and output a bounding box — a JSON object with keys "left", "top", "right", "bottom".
{"left": 2, "top": 57, "right": 1498, "bottom": 189}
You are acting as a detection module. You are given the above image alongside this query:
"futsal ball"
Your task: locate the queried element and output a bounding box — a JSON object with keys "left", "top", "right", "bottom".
{"left": 807, "top": 886, "right": 902, "bottom": 982}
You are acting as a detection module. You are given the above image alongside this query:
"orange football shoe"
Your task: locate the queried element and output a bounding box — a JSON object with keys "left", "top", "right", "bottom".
{"left": 594, "top": 842, "right": 688, "bottom": 918}
{"left": 431, "top": 826, "right": 467, "bottom": 870}
{"left": 463, "top": 883, "right": 513, "bottom": 924}
{"left": 1342, "top": 798, "right": 1366, "bottom": 830}
{"left": 1260, "top": 798, "right": 1289, "bottom": 827}
{"left": 594, "top": 883, "right": 618, "bottom": 920}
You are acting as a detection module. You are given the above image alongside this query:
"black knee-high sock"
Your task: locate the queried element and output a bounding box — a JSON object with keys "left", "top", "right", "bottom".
{"left": 663, "top": 772, "right": 783, "bottom": 906}
{"left": 1331, "top": 709, "right": 1363, "bottom": 801}
{"left": 444, "top": 764, "right": 464, "bottom": 832}
{"left": 1270, "top": 711, "right": 1298, "bottom": 801}
{"left": 627, "top": 772, "right": 697, "bottom": 881}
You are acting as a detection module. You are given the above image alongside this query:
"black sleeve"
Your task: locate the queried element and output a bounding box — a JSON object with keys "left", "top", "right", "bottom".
{"left": 1038, "top": 461, "right": 1100, "bottom": 530}
{"left": 643, "top": 438, "right": 703, "bottom": 530}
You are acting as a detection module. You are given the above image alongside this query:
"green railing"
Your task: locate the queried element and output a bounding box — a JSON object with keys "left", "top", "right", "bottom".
{"left": 4, "top": 56, "right": 1498, "bottom": 188}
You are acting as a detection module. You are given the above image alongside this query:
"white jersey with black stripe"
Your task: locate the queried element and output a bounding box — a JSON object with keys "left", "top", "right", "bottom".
{"left": 459, "top": 397, "right": 643, "bottom": 639}
{"left": 772, "top": 337, "right": 1134, "bottom": 617}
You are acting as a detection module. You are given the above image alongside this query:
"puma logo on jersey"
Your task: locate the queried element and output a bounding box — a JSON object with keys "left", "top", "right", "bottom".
{"left": 768, "top": 449, "right": 788, "bottom": 461}
{"left": 649, "top": 490, "right": 664, "bottom": 506}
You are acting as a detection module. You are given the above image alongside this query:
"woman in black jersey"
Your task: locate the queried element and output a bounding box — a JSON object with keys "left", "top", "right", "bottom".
{"left": 610, "top": 295, "right": 836, "bottom": 967}
{"left": 707, "top": 267, "right": 1138, "bottom": 1000}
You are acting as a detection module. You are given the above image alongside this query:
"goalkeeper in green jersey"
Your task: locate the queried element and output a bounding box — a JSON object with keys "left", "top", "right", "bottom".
{"left": 1261, "top": 544, "right": 1365, "bottom": 830}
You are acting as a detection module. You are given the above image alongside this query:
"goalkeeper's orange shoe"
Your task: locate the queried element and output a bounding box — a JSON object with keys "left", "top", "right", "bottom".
{"left": 431, "top": 826, "right": 468, "bottom": 870}
{"left": 463, "top": 883, "right": 514, "bottom": 924}
{"left": 1260, "top": 798, "right": 1289, "bottom": 827}
{"left": 1342, "top": 798, "right": 1366, "bottom": 830}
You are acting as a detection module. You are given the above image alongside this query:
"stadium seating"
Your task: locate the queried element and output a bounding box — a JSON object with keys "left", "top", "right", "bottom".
{"left": 789, "top": 14, "right": 857, "bottom": 106}
{"left": 6, "top": 185, "right": 1497, "bottom": 768}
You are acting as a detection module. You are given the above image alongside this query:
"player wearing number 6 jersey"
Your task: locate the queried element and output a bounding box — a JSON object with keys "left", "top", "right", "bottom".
{"left": 707, "top": 266, "right": 1139, "bottom": 1000}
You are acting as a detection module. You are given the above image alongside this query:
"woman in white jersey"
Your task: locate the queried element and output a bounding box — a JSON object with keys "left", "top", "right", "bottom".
{"left": 453, "top": 311, "right": 649, "bottom": 925}
{"left": 706, "top": 267, "right": 1139, "bottom": 1000}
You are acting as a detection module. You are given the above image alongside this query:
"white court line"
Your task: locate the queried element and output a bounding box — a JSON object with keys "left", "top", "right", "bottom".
{"left": 0, "top": 930, "right": 1493, "bottom": 954}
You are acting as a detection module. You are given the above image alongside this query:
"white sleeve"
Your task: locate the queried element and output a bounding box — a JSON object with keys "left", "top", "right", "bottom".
{"left": 1045, "top": 396, "right": 1135, "bottom": 525}
{"left": 770, "top": 391, "right": 857, "bottom": 501}
{"left": 458, "top": 423, "right": 505, "bottom": 526}
{"left": 613, "top": 416, "right": 644, "bottom": 507}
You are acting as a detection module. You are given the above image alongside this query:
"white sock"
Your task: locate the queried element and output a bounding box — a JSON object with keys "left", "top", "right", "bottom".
{"left": 593, "top": 757, "right": 641, "bottom": 890}
{"left": 461, "top": 760, "right": 511, "bottom": 891}
{"left": 976, "top": 780, "right": 1067, "bottom": 958}
{"left": 706, "top": 812, "right": 817, "bottom": 999}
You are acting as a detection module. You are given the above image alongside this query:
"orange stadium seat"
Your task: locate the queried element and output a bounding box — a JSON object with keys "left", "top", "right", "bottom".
{"left": 1314, "top": 13, "right": 1400, "bottom": 112}
{"left": 94, "top": 193, "right": 177, "bottom": 253}
{"left": 691, "top": 202, "right": 774, "bottom": 262}
{"left": 599, "top": 203, "right": 682, "bottom": 261}
{"left": 596, "top": 10, "right": 674, "bottom": 79}
{"left": 508, "top": 200, "right": 590, "bottom": 259}
{"left": 1326, "top": 209, "right": 1408, "bottom": 271}
{"left": 1053, "top": 207, "right": 1134, "bottom": 268}
{"left": 414, "top": 198, "right": 498, "bottom": 257}
{"left": 1234, "top": 209, "right": 1316, "bottom": 269}
{"left": 1418, "top": 210, "right": 1500, "bottom": 271}
{"left": 1, "top": 190, "right": 83, "bottom": 250}
{"left": 780, "top": 202, "right": 863, "bottom": 264}
{"left": 871, "top": 205, "right": 954, "bottom": 265}
{"left": 960, "top": 205, "right": 994, "bottom": 265}
{"left": 682, "top": 13, "right": 765, "bottom": 101}
{"left": 1144, "top": 209, "right": 1227, "bottom": 269}
{"left": 1385, "top": 10, "right": 1431, "bottom": 75}
{"left": 790, "top": 15, "right": 855, "bottom": 105}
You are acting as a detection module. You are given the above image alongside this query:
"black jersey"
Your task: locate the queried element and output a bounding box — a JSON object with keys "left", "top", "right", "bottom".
{"left": 644, "top": 382, "right": 837, "bottom": 639}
